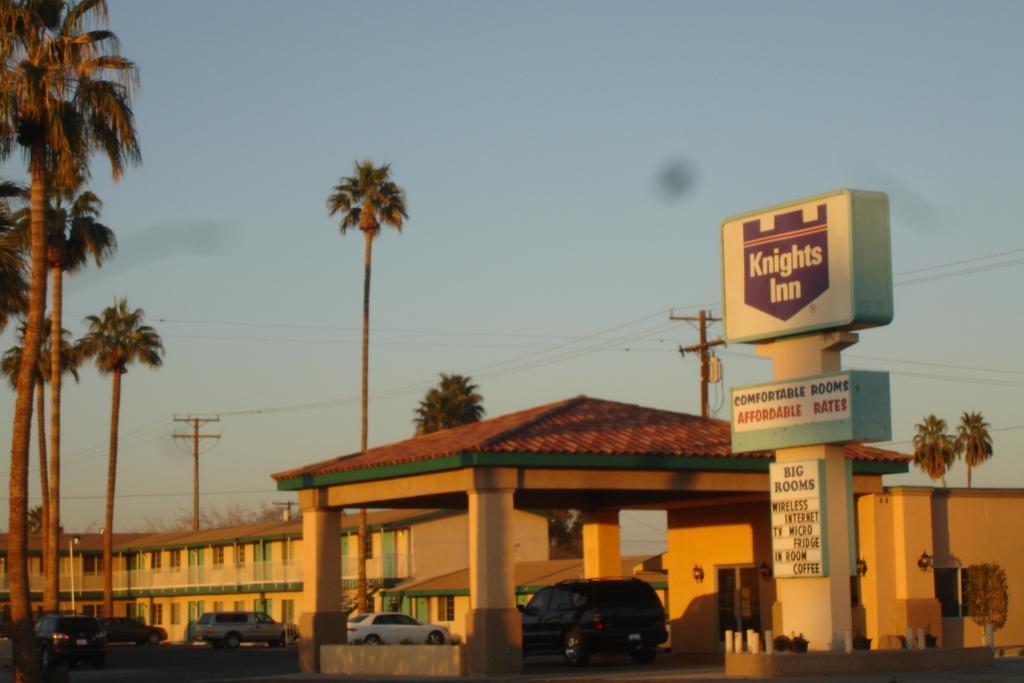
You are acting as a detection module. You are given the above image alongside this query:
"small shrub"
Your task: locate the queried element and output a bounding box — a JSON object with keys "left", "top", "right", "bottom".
{"left": 790, "top": 633, "right": 809, "bottom": 653}
{"left": 773, "top": 634, "right": 791, "bottom": 652}
{"left": 853, "top": 634, "right": 872, "bottom": 650}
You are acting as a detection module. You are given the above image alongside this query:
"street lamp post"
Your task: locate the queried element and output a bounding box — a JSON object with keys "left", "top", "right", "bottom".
{"left": 69, "top": 536, "right": 80, "bottom": 613}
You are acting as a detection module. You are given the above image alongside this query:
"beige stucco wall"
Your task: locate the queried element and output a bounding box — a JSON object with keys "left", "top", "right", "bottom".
{"left": 930, "top": 489, "right": 1024, "bottom": 648}
{"left": 666, "top": 501, "right": 775, "bottom": 653}
{"left": 411, "top": 511, "right": 548, "bottom": 580}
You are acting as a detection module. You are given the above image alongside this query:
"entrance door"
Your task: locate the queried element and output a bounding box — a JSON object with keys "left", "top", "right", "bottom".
{"left": 716, "top": 566, "right": 761, "bottom": 642}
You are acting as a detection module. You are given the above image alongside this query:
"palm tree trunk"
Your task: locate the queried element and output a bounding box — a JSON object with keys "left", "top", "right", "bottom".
{"left": 357, "top": 231, "right": 373, "bottom": 612}
{"left": 103, "top": 370, "right": 122, "bottom": 618}
{"left": 8, "top": 154, "right": 48, "bottom": 683}
{"left": 967, "top": 464, "right": 972, "bottom": 489}
{"left": 36, "top": 375, "right": 52, "bottom": 610}
{"left": 45, "top": 264, "right": 63, "bottom": 612}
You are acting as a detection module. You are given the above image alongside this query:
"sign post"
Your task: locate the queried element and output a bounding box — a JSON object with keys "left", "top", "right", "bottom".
{"left": 722, "top": 189, "right": 893, "bottom": 651}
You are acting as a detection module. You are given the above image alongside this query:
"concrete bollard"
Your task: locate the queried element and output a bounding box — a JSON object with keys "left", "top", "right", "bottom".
{"left": 916, "top": 628, "right": 926, "bottom": 650}
{"left": 734, "top": 631, "right": 744, "bottom": 654}
{"left": 725, "top": 629, "right": 734, "bottom": 654}
{"left": 905, "top": 627, "right": 915, "bottom": 650}
{"left": 985, "top": 623, "right": 994, "bottom": 648}
{"left": 844, "top": 630, "right": 853, "bottom": 653}
{"left": 765, "top": 629, "right": 774, "bottom": 655}
{"left": 750, "top": 631, "right": 760, "bottom": 654}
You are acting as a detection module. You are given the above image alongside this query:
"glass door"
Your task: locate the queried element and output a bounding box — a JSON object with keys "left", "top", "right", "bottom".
{"left": 716, "top": 566, "right": 762, "bottom": 642}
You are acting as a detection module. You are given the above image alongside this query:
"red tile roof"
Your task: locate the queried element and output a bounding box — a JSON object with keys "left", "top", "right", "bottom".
{"left": 273, "top": 396, "right": 909, "bottom": 483}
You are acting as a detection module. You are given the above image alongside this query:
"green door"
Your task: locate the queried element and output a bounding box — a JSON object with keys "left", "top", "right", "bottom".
{"left": 415, "top": 597, "right": 429, "bottom": 622}
{"left": 187, "top": 600, "right": 205, "bottom": 641}
{"left": 188, "top": 548, "right": 205, "bottom": 585}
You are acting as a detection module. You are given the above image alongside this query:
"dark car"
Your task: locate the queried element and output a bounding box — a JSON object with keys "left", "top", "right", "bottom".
{"left": 34, "top": 614, "right": 107, "bottom": 669}
{"left": 519, "top": 578, "right": 667, "bottom": 666}
{"left": 99, "top": 617, "right": 167, "bottom": 645}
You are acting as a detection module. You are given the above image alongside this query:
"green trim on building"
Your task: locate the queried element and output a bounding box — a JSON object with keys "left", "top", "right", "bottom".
{"left": 277, "top": 449, "right": 907, "bottom": 490}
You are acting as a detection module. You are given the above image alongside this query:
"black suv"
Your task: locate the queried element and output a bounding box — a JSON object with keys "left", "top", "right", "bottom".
{"left": 99, "top": 617, "right": 167, "bottom": 645}
{"left": 519, "top": 578, "right": 667, "bottom": 666}
{"left": 34, "top": 614, "right": 107, "bottom": 669}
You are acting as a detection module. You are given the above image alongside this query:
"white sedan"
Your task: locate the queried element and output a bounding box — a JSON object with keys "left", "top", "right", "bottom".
{"left": 347, "top": 612, "right": 451, "bottom": 645}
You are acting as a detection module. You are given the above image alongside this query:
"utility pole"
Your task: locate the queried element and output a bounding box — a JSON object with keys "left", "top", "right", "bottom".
{"left": 671, "top": 310, "right": 725, "bottom": 418}
{"left": 273, "top": 500, "right": 297, "bottom": 522}
{"left": 173, "top": 416, "right": 221, "bottom": 530}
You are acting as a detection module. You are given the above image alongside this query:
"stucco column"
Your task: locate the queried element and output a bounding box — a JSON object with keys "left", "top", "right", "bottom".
{"left": 582, "top": 510, "right": 621, "bottom": 578}
{"left": 466, "top": 485, "right": 521, "bottom": 675}
{"left": 758, "top": 332, "right": 857, "bottom": 651}
{"left": 298, "top": 490, "right": 345, "bottom": 673}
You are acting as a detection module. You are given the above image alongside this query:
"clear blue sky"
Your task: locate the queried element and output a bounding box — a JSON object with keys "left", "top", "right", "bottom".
{"left": 2, "top": 1, "right": 1022, "bottom": 555}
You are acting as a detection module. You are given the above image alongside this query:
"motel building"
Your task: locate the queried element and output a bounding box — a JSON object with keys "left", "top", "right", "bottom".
{"left": 0, "top": 396, "right": 1020, "bottom": 675}
{"left": 268, "top": 395, "right": 1023, "bottom": 676}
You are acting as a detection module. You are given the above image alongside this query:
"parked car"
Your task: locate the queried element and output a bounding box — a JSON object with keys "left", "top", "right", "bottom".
{"left": 34, "top": 613, "right": 107, "bottom": 669}
{"left": 519, "top": 578, "right": 667, "bottom": 666}
{"left": 99, "top": 617, "right": 167, "bottom": 645}
{"left": 194, "top": 611, "right": 295, "bottom": 649}
{"left": 347, "top": 612, "right": 451, "bottom": 644}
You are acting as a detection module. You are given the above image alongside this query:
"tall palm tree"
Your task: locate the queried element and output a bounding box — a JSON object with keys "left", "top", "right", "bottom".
{"left": 2, "top": 317, "right": 78, "bottom": 607}
{"left": 0, "top": 2, "right": 139, "bottom": 674}
{"left": 955, "top": 411, "right": 993, "bottom": 489}
{"left": 414, "top": 373, "right": 485, "bottom": 435}
{"left": 912, "top": 415, "right": 956, "bottom": 487}
{"left": 77, "top": 299, "right": 162, "bottom": 617}
{"left": 327, "top": 160, "right": 408, "bottom": 612}
{"left": 34, "top": 188, "right": 115, "bottom": 610}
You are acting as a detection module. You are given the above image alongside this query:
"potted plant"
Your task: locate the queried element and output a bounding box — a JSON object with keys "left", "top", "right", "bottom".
{"left": 773, "top": 634, "right": 791, "bottom": 652}
{"left": 790, "top": 633, "right": 809, "bottom": 653}
{"left": 853, "top": 633, "right": 872, "bottom": 650}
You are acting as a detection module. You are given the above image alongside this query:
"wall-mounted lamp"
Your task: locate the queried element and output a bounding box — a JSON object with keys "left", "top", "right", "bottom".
{"left": 758, "top": 561, "right": 772, "bottom": 580}
{"left": 856, "top": 559, "right": 868, "bottom": 577}
{"left": 917, "top": 551, "right": 933, "bottom": 572}
{"left": 692, "top": 564, "right": 704, "bottom": 583}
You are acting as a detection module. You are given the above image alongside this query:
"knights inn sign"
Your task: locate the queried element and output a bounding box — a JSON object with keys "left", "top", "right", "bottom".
{"left": 721, "top": 189, "right": 894, "bottom": 344}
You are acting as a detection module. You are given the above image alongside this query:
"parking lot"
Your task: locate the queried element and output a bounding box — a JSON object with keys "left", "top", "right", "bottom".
{"left": 0, "top": 643, "right": 299, "bottom": 683}
{"left": 2, "top": 645, "right": 1023, "bottom": 683}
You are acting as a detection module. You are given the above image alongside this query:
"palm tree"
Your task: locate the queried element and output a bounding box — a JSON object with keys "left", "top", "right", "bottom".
{"left": 77, "top": 299, "right": 162, "bottom": 617}
{"left": 37, "top": 188, "right": 115, "bottom": 611}
{"left": 0, "top": 180, "right": 27, "bottom": 331}
{"left": 2, "top": 317, "right": 79, "bottom": 608}
{"left": 955, "top": 411, "right": 993, "bottom": 489}
{"left": 327, "top": 160, "right": 408, "bottom": 612}
{"left": 414, "top": 373, "right": 485, "bottom": 435}
{"left": 0, "top": 1, "right": 139, "bottom": 672}
{"left": 912, "top": 415, "right": 956, "bottom": 487}
{"left": 27, "top": 505, "right": 42, "bottom": 534}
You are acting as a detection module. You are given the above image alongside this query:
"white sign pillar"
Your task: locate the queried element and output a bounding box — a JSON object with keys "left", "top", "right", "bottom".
{"left": 758, "top": 331, "right": 857, "bottom": 651}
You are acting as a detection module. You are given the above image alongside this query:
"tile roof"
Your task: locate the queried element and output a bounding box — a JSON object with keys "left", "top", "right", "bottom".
{"left": 0, "top": 510, "right": 447, "bottom": 554}
{"left": 116, "top": 509, "right": 441, "bottom": 550}
{"left": 273, "top": 395, "right": 910, "bottom": 483}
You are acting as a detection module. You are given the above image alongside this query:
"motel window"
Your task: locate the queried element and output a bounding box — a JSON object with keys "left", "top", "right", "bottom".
{"left": 169, "top": 550, "right": 182, "bottom": 569}
{"left": 233, "top": 600, "right": 245, "bottom": 612}
{"left": 83, "top": 555, "right": 104, "bottom": 574}
{"left": 170, "top": 604, "right": 181, "bottom": 625}
{"left": 366, "top": 595, "right": 375, "bottom": 613}
{"left": 83, "top": 605, "right": 97, "bottom": 617}
{"left": 282, "top": 539, "right": 296, "bottom": 564}
{"left": 235, "top": 545, "right": 246, "bottom": 564}
{"left": 152, "top": 604, "right": 164, "bottom": 625}
{"left": 212, "top": 601, "right": 224, "bottom": 612}
{"left": 213, "top": 546, "right": 226, "bottom": 566}
{"left": 935, "top": 567, "right": 973, "bottom": 618}
{"left": 150, "top": 551, "right": 162, "bottom": 570}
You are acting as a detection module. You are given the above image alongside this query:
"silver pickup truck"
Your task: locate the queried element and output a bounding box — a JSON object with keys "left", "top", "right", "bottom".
{"left": 194, "top": 611, "right": 296, "bottom": 649}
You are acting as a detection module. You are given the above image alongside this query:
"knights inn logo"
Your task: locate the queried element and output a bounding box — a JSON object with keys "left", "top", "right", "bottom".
{"left": 743, "top": 203, "right": 829, "bottom": 321}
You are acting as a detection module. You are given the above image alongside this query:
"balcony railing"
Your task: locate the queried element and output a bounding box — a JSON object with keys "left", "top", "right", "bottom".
{"left": 2, "top": 553, "right": 411, "bottom": 594}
